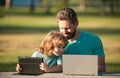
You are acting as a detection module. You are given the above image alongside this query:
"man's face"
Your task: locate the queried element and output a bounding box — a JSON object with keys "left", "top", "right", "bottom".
{"left": 58, "top": 20, "right": 77, "bottom": 39}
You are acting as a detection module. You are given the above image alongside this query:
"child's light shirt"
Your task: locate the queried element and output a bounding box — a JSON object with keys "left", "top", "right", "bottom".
{"left": 32, "top": 51, "right": 62, "bottom": 67}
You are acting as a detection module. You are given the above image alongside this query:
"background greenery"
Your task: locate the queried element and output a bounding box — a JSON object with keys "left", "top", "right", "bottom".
{"left": 0, "top": 0, "right": 120, "bottom": 72}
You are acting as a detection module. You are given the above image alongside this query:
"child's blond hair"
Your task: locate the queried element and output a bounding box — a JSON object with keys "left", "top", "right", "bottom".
{"left": 37, "top": 31, "right": 68, "bottom": 56}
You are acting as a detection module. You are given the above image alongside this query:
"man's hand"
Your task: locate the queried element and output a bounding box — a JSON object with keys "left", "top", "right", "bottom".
{"left": 98, "top": 57, "right": 106, "bottom": 72}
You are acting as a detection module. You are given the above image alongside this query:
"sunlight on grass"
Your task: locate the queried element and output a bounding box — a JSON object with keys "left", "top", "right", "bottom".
{"left": 78, "top": 16, "right": 120, "bottom": 29}
{"left": 0, "top": 15, "right": 120, "bottom": 28}
{"left": 0, "top": 34, "right": 46, "bottom": 62}
{"left": 100, "top": 35, "right": 120, "bottom": 72}
{"left": 0, "top": 15, "right": 57, "bottom": 27}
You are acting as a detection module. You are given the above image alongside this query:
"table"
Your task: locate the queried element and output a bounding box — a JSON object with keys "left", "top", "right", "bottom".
{"left": 0, "top": 72, "right": 120, "bottom": 78}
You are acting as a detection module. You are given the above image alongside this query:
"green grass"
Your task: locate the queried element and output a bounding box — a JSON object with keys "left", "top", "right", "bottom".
{"left": 0, "top": 9, "right": 120, "bottom": 72}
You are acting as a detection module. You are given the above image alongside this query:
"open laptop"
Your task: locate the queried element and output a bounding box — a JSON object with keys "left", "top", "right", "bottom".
{"left": 18, "top": 56, "right": 44, "bottom": 75}
{"left": 63, "top": 55, "right": 98, "bottom": 76}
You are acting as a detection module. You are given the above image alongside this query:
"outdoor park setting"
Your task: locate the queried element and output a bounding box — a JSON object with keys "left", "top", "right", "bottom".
{"left": 0, "top": 0, "right": 120, "bottom": 73}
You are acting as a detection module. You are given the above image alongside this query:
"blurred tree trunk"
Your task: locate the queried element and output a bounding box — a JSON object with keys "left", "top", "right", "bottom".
{"left": 88, "top": 0, "right": 93, "bottom": 5}
{"left": 5, "top": 0, "right": 11, "bottom": 9}
{"left": 110, "top": 0, "right": 119, "bottom": 14}
{"left": 57, "top": 0, "right": 69, "bottom": 10}
{"left": 110, "top": 0, "right": 115, "bottom": 14}
{"left": 46, "top": 0, "right": 51, "bottom": 14}
{"left": 100, "top": 0, "right": 107, "bottom": 16}
{"left": 79, "top": 0, "right": 86, "bottom": 11}
{"left": 87, "top": 0, "right": 94, "bottom": 7}
{"left": 30, "top": 0, "right": 35, "bottom": 12}
{"left": 39, "top": 0, "right": 43, "bottom": 7}
{"left": 116, "top": 0, "right": 119, "bottom": 13}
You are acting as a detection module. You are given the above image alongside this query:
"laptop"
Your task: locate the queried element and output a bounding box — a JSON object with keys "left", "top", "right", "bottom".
{"left": 62, "top": 55, "right": 98, "bottom": 76}
{"left": 18, "top": 56, "right": 44, "bottom": 75}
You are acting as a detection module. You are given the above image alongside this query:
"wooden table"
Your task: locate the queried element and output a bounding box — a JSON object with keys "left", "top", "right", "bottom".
{"left": 0, "top": 72, "right": 120, "bottom": 78}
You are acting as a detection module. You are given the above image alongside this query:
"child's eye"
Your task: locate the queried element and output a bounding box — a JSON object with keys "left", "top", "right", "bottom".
{"left": 63, "top": 46, "right": 65, "bottom": 48}
{"left": 56, "top": 46, "right": 62, "bottom": 48}
{"left": 57, "top": 46, "right": 61, "bottom": 48}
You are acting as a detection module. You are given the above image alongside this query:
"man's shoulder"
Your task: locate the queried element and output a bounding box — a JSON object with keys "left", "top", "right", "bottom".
{"left": 80, "top": 31, "right": 100, "bottom": 39}
{"left": 80, "top": 31, "right": 102, "bottom": 45}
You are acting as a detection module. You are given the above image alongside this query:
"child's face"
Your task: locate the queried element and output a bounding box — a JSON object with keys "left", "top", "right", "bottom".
{"left": 52, "top": 46, "right": 64, "bottom": 56}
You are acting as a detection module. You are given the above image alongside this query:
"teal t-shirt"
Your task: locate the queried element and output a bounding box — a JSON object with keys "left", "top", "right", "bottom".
{"left": 64, "top": 32, "right": 105, "bottom": 57}
{"left": 31, "top": 51, "right": 62, "bottom": 67}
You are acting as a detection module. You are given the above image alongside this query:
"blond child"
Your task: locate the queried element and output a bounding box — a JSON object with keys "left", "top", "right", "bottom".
{"left": 16, "top": 31, "right": 68, "bottom": 73}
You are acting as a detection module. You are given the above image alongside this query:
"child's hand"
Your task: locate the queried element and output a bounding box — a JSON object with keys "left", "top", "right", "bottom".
{"left": 16, "top": 64, "right": 22, "bottom": 73}
{"left": 40, "top": 63, "right": 49, "bottom": 72}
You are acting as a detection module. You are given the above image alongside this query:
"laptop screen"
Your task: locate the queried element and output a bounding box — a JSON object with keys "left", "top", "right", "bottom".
{"left": 62, "top": 55, "right": 98, "bottom": 75}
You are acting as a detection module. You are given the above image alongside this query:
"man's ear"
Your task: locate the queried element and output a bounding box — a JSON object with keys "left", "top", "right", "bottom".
{"left": 75, "top": 20, "right": 79, "bottom": 28}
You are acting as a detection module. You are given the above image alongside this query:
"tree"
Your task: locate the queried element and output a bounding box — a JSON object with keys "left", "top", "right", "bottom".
{"left": 100, "top": 0, "right": 107, "bottom": 16}
{"left": 79, "top": 0, "right": 86, "bottom": 11}
{"left": 100, "top": 0, "right": 119, "bottom": 16}
{"left": 5, "top": 0, "right": 11, "bottom": 9}
{"left": 58, "top": 0, "right": 69, "bottom": 10}
{"left": 110, "top": 0, "right": 119, "bottom": 14}
{"left": 46, "top": 0, "right": 51, "bottom": 14}
{"left": 30, "top": 0, "right": 35, "bottom": 12}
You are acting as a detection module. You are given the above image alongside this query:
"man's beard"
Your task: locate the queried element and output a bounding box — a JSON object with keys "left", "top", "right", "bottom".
{"left": 65, "top": 30, "right": 76, "bottom": 39}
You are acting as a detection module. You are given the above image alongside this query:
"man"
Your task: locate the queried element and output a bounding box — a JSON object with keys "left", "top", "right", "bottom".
{"left": 56, "top": 8, "right": 106, "bottom": 72}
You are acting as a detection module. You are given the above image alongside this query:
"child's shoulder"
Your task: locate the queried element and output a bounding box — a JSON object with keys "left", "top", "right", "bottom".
{"left": 31, "top": 51, "right": 43, "bottom": 57}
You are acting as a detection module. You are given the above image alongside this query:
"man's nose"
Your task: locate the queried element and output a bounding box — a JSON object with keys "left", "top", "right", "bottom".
{"left": 62, "top": 29, "right": 67, "bottom": 34}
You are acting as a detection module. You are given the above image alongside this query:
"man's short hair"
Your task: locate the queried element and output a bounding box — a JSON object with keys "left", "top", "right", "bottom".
{"left": 56, "top": 8, "right": 78, "bottom": 25}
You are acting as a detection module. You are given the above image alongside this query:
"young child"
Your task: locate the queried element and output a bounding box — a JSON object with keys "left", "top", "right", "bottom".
{"left": 16, "top": 31, "right": 68, "bottom": 73}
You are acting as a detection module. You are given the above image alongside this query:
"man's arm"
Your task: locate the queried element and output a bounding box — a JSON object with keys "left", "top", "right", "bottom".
{"left": 98, "top": 56, "right": 106, "bottom": 72}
